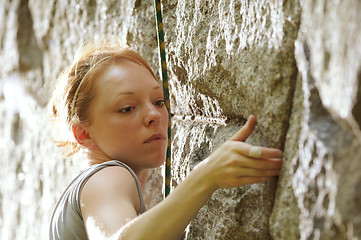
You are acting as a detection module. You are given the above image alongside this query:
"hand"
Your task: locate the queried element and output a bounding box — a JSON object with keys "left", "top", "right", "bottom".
{"left": 198, "top": 115, "right": 283, "bottom": 191}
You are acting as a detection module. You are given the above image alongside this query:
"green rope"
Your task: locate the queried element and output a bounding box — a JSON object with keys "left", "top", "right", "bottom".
{"left": 154, "top": 0, "right": 171, "bottom": 198}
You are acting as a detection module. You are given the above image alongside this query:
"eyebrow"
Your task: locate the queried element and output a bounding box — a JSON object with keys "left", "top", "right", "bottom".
{"left": 118, "top": 91, "right": 134, "bottom": 95}
{"left": 117, "top": 86, "right": 161, "bottom": 96}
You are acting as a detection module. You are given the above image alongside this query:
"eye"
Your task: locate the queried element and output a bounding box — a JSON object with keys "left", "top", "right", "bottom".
{"left": 118, "top": 106, "right": 135, "bottom": 113}
{"left": 154, "top": 100, "right": 165, "bottom": 107}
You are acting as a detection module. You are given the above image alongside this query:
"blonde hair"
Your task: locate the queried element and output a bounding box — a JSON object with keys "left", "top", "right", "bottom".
{"left": 49, "top": 39, "right": 157, "bottom": 155}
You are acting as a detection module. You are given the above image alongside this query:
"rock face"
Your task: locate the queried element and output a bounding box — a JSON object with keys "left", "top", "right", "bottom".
{"left": 0, "top": 0, "right": 360, "bottom": 239}
{"left": 271, "top": 1, "right": 361, "bottom": 239}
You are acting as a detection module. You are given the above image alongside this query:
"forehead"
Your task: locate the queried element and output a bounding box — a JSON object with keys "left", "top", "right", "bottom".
{"left": 94, "top": 61, "right": 160, "bottom": 98}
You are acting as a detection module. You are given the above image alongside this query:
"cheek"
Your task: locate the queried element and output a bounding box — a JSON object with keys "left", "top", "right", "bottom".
{"left": 162, "top": 108, "right": 169, "bottom": 122}
{"left": 161, "top": 112, "right": 169, "bottom": 129}
{"left": 93, "top": 120, "right": 130, "bottom": 144}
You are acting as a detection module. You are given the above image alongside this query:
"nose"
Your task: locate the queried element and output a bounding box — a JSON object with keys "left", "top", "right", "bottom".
{"left": 143, "top": 103, "right": 161, "bottom": 127}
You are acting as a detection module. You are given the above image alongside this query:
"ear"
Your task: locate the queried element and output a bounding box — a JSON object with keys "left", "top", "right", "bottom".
{"left": 72, "top": 124, "right": 97, "bottom": 148}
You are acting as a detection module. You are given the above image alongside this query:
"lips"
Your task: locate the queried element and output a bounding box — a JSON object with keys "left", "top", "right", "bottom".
{"left": 144, "top": 134, "right": 166, "bottom": 143}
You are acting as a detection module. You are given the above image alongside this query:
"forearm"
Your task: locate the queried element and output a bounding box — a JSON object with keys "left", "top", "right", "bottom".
{"left": 119, "top": 162, "right": 215, "bottom": 240}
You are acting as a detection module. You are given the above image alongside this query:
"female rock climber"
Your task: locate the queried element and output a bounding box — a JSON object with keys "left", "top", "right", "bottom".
{"left": 49, "top": 39, "right": 283, "bottom": 240}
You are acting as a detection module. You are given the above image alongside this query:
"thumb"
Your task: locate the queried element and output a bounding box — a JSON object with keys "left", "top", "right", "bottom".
{"left": 229, "top": 115, "right": 256, "bottom": 142}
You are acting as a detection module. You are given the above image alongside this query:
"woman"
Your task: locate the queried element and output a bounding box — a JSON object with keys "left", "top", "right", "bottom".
{"left": 49, "top": 39, "right": 283, "bottom": 240}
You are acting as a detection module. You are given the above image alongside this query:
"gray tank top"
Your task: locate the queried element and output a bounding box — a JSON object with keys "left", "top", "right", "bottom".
{"left": 49, "top": 160, "right": 146, "bottom": 240}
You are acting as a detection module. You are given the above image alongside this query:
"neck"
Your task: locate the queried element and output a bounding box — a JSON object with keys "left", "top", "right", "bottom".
{"left": 86, "top": 148, "right": 112, "bottom": 166}
{"left": 137, "top": 169, "right": 150, "bottom": 192}
{"left": 87, "top": 149, "right": 149, "bottom": 185}
{"left": 85, "top": 147, "right": 150, "bottom": 190}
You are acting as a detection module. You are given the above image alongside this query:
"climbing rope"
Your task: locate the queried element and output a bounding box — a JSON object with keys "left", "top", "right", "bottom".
{"left": 154, "top": 0, "right": 172, "bottom": 198}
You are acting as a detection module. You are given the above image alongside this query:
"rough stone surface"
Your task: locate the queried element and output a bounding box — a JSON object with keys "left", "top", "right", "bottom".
{"left": 270, "top": 73, "right": 303, "bottom": 240}
{"left": 0, "top": 0, "right": 360, "bottom": 239}
{"left": 165, "top": 0, "right": 300, "bottom": 148}
{"left": 164, "top": 0, "right": 300, "bottom": 239}
{"left": 283, "top": 1, "right": 361, "bottom": 239}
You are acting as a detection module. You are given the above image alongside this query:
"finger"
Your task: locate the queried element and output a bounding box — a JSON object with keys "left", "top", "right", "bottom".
{"left": 251, "top": 147, "right": 283, "bottom": 159}
{"left": 229, "top": 115, "right": 256, "bottom": 142}
{"left": 236, "top": 155, "right": 283, "bottom": 170}
{"left": 231, "top": 176, "right": 274, "bottom": 187}
{"left": 232, "top": 168, "right": 281, "bottom": 178}
{"left": 245, "top": 176, "right": 274, "bottom": 185}
{"left": 249, "top": 146, "right": 262, "bottom": 158}
{"left": 227, "top": 141, "right": 283, "bottom": 159}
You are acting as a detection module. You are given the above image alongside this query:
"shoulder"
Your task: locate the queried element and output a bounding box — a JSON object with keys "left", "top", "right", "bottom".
{"left": 80, "top": 165, "right": 140, "bottom": 213}
{"left": 86, "top": 165, "right": 137, "bottom": 191}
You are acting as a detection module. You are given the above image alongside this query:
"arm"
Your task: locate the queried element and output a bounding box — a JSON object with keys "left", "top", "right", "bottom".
{"left": 82, "top": 115, "right": 283, "bottom": 239}
{"left": 80, "top": 166, "right": 141, "bottom": 239}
